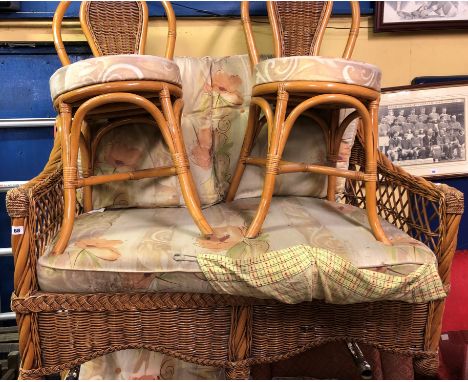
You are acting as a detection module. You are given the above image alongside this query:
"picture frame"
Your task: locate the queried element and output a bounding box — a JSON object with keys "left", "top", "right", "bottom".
{"left": 379, "top": 81, "right": 468, "bottom": 178}
{"left": 374, "top": 1, "right": 468, "bottom": 32}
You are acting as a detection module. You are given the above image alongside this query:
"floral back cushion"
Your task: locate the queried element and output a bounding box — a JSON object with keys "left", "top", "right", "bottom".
{"left": 90, "top": 55, "right": 357, "bottom": 209}
{"left": 233, "top": 110, "right": 358, "bottom": 200}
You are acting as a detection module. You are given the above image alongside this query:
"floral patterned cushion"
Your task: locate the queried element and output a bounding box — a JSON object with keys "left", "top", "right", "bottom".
{"left": 254, "top": 56, "right": 381, "bottom": 91}
{"left": 50, "top": 54, "right": 182, "bottom": 100}
{"left": 87, "top": 55, "right": 359, "bottom": 209}
{"left": 38, "top": 197, "right": 443, "bottom": 305}
{"left": 233, "top": 111, "right": 358, "bottom": 200}
{"left": 89, "top": 56, "right": 253, "bottom": 208}
{"left": 78, "top": 349, "right": 224, "bottom": 380}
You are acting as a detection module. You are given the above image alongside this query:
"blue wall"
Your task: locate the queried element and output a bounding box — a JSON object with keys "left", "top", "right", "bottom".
{"left": 0, "top": 45, "right": 90, "bottom": 313}
{"left": 0, "top": 1, "right": 374, "bottom": 18}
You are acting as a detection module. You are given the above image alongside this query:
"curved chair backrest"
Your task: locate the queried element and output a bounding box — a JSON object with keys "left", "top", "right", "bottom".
{"left": 53, "top": 1, "right": 176, "bottom": 66}
{"left": 241, "top": 1, "right": 360, "bottom": 67}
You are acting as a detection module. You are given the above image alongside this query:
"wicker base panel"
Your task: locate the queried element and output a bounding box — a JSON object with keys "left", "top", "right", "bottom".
{"left": 12, "top": 292, "right": 439, "bottom": 379}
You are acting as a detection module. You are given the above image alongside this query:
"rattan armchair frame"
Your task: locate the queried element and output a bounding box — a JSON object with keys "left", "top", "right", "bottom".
{"left": 226, "top": 1, "right": 389, "bottom": 244}
{"left": 7, "top": 135, "right": 463, "bottom": 379}
{"left": 51, "top": 1, "right": 213, "bottom": 255}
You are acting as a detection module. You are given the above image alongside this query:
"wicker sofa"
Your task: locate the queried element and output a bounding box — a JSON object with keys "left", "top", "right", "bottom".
{"left": 7, "top": 55, "right": 464, "bottom": 377}
{"left": 5, "top": 4, "right": 465, "bottom": 375}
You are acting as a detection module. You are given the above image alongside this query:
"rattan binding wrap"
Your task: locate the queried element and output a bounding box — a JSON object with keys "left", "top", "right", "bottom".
{"left": 6, "top": 133, "right": 464, "bottom": 379}
{"left": 81, "top": 1, "right": 146, "bottom": 56}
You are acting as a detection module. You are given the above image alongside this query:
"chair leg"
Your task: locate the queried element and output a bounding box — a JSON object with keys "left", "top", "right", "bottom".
{"left": 327, "top": 110, "right": 340, "bottom": 202}
{"left": 226, "top": 104, "right": 260, "bottom": 202}
{"left": 159, "top": 90, "right": 213, "bottom": 236}
{"left": 53, "top": 103, "right": 77, "bottom": 255}
{"left": 79, "top": 132, "right": 93, "bottom": 212}
{"left": 246, "top": 89, "right": 289, "bottom": 238}
{"left": 364, "top": 101, "right": 390, "bottom": 244}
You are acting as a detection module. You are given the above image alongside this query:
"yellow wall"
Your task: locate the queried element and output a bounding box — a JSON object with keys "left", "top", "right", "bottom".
{"left": 2, "top": 15, "right": 468, "bottom": 87}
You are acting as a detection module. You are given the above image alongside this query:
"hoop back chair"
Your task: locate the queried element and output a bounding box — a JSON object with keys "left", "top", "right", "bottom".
{"left": 227, "top": 1, "right": 389, "bottom": 244}
{"left": 51, "top": 1, "right": 213, "bottom": 254}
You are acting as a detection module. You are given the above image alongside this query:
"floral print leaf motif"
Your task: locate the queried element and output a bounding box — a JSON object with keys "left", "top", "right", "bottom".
{"left": 105, "top": 140, "right": 144, "bottom": 171}
{"left": 73, "top": 238, "right": 123, "bottom": 266}
{"left": 226, "top": 234, "right": 270, "bottom": 260}
{"left": 190, "top": 125, "right": 213, "bottom": 170}
{"left": 195, "top": 224, "right": 270, "bottom": 260}
{"left": 73, "top": 249, "right": 101, "bottom": 269}
{"left": 210, "top": 69, "right": 244, "bottom": 106}
{"left": 196, "top": 225, "right": 245, "bottom": 251}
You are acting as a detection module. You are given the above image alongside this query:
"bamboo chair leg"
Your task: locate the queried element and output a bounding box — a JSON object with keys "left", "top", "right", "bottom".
{"left": 246, "top": 171, "right": 276, "bottom": 238}
{"left": 159, "top": 89, "right": 213, "bottom": 236}
{"left": 246, "top": 90, "right": 288, "bottom": 238}
{"left": 53, "top": 103, "right": 77, "bottom": 255}
{"left": 326, "top": 162, "right": 338, "bottom": 201}
{"left": 364, "top": 101, "right": 390, "bottom": 245}
{"left": 326, "top": 110, "right": 340, "bottom": 202}
{"left": 79, "top": 133, "right": 93, "bottom": 212}
{"left": 226, "top": 104, "right": 260, "bottom": 202}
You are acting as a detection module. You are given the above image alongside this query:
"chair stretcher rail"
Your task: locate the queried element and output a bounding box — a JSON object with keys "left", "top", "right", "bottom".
{"left": 245, "top": 157, "right": 367, "bottom": 181}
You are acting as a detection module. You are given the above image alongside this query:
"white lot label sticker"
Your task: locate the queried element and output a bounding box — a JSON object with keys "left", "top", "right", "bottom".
{"left": 12, "top": 226, "right": 24, "bottom": 235}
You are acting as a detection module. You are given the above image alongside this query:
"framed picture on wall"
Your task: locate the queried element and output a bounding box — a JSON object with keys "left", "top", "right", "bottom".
{"left": 378, "top": 81, "right": 468, "bottom": 178}
{"left": 374, "top": 2, "right": 468, "bottom": 32}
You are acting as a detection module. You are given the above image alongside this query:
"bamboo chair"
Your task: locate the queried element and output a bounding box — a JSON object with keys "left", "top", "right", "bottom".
{"left": 51, "top": 1, "right": 213, "bottom": 254}
{"left": 226, "top": 1, "right": 390, "bottom": 244}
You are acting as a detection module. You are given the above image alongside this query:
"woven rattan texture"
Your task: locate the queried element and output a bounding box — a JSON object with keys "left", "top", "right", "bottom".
{"left": 6, "top": 136, "right": 463, "bottom": 379}
{"left": 345, "top": 139, "right": 448, "bottom": 258}
{"left": 5, "top": 188, "right": 29, "bottom": 218}
{"left": 37, "top": 308, "right": 231, "bottom": 368}
{"left": 250, "top": 301, "right": 427, "bottom": 359}
{"left": 23, "top": 299, "right": 434, "bottom": 379}
{"left": 83, "top": 1, "right": 144, "bottom": 55}
{"left": 29, "top": 169, "right": 64, "bottom": 290}
{"left": 11, "top": 293, "right": 274, "bottom": 314}
{"left": 273, "top": 1, "right": 328, "bottom": 56}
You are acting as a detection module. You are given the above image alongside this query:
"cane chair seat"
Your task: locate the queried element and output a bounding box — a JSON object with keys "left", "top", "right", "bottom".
{"left": 50, "top": 54, "right": 182, "bottom": 101}
{"left": 253, "top": 56, "right": 381, "bottom": 91}
{"left": 37, "top": 196, "right": 444, "bottom": 305}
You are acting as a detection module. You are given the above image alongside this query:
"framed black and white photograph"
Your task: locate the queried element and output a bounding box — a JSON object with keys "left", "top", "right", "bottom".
{"left": 375, "top": 1, "right": 468, "bottom": 32}
{"left": 379, "top": 82, "right": 468, "bottom": 178}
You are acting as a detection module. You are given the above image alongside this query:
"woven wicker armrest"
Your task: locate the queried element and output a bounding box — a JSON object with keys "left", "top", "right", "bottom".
{"left": 6, "top": 138, "right": 63, "bottom": 298}
{"left": 377, "top": 151, "right": 463, "bottom": 282}
{"left": 345, "top": 140, "right": 464, "bottom": 369}
{"left": 346, "top": 140, "right": 464, "bottom": 285}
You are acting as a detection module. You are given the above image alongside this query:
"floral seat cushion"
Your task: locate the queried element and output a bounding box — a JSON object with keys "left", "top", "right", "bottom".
{"left": 38, "top": 197, "right": 445, "bottom": 305}
{"left": 49, "top": 54, "right": 182, "bottom": 100}
{"left": 254, "top": 56, "right": 381, "bottom": 91}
